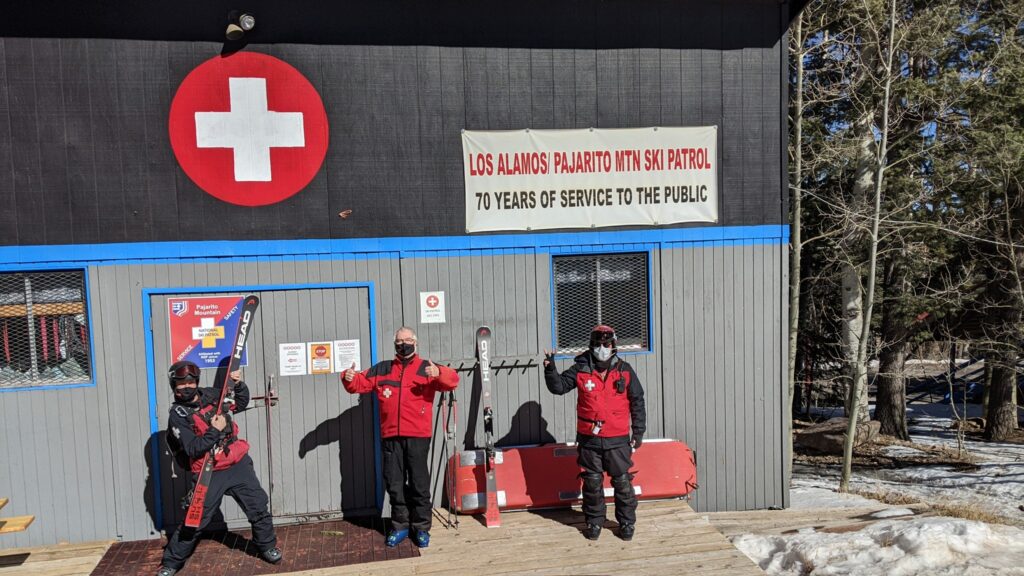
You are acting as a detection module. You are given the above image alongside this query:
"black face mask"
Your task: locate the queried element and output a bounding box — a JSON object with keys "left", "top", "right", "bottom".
{"left": 172, "top": 384, "right": 198, "bottom": 403}
{"left": 395, "top": 342, "right": 416, "bottom": 358}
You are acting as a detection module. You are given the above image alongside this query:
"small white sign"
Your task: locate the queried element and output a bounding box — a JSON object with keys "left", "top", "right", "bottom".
{"left": 278, "top": 342, "right": 307, "bottom": 376}
{"left": 334, "top": 339, "right": 361, "bottom": 372}
{"left": 420, "top": 291, "right": 446, "bottom": 324}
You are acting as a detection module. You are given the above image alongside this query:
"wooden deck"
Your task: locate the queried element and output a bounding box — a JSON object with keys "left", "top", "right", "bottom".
{"left": 296, "top": 500, "right": 764, "bottom": 576}
{"left": 0, "top": 500, "right": 765, "bottom": 576}
{"left": 0, "top": 541, "right": 112, "bottom": 576}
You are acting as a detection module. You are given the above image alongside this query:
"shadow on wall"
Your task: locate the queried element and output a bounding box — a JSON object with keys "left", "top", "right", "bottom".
{"left": 144, "top": 431, "right": 229, "bottom": 537}
{"left": 497, "top": 401, "right": 557, "bottom": 448}
{"left": 298, "top": 399, "right": 377, "bottom": 515}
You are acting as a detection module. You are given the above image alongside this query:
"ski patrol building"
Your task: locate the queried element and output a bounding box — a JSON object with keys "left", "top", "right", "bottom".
{"left": 0, "top": 0, "right": 800, "bottom": 546}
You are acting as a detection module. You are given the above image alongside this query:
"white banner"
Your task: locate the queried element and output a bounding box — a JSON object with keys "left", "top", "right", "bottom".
{"left": 462, "top": 127, "right": 717, "bottom": 233}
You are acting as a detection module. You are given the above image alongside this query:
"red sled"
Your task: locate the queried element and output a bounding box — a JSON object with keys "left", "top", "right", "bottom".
{"left": 447, "top": 438, "right": 698, "bottom": 513}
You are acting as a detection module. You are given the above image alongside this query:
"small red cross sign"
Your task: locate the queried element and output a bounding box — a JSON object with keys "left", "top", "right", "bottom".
{"left": 426, "top": 295, "right": 439, "bottom": 308}
{"left": 168, "top": 52, "right": 329, "bottom": 206}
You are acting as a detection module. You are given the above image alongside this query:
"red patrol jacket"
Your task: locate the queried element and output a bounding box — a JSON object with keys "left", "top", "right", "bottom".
{"left": 189, "top": 402, "right": 249, "bottom": 473}
{"left": 574, "top": 362, "right": 633, "bottom": 438}
{"left": 342, "top": 354, "right": 459, "bottom": 438}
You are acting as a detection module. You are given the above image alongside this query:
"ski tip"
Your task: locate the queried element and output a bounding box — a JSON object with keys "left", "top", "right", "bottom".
{"left": 476, "top": 326, "right": 492, "bottom": 337}
{"left": 244, "top": 294, "right": 260, "bottom": 306}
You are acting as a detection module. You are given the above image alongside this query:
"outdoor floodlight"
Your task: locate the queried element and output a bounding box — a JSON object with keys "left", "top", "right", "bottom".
{"left": 225, "top": 12, "right": 255, "bottom": 41}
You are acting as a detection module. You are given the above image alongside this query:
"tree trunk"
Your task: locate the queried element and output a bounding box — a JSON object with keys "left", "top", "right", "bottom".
{"left": 874, "top": 258, "right": 909, "bottom": 439}
{"left": 985, "top": 346, "right": 1019, "bottom": 441}
{"left": 788, "top": 14, "right": 806, "bottom": 479}
{"left": 842, "top": 264, "right": 869, "bottom": 423}
{"left": 875, "top": 342, "right": 909, "bottom": 439}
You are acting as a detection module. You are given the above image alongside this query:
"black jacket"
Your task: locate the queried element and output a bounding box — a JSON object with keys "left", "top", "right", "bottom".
{"left": 167, "top": 381, "right": 250, "bottom": 460}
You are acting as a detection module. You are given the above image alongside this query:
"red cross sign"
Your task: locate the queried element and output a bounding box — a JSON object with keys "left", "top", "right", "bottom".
{"left": 426, "top": 295, "right": 439, "bottom": 308}
{"left": 168, "top": 52, "right": 329, "bottom": 206}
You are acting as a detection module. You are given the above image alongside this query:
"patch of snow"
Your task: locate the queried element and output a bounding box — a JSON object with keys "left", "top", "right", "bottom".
{"left": 734, "top": 517, "right": 1024, "bottom": 576}
{"left": 789, "top": 477, "right": 882, "bottom": 509}
{"left": 744, "top": 401, "right": 1024, "bottom": 575}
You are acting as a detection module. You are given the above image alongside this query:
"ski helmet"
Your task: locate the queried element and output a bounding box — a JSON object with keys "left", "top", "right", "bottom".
{"left": 168, "top": 360, "right": 200, "bottom": 389}
{"left": 589, "top": 325, "right": 617, "bottom": 350}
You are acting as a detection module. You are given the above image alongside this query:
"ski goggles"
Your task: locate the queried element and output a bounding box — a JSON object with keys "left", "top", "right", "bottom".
{"left": 590, "top": 330, "right": 616, "bottom": 346}
{"left": 169, "top": 363, "right": 200, "bottom": 381}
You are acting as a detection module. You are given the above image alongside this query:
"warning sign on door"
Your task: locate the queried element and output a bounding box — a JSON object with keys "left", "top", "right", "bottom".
{"left": 309, "top": 342, "right": 333, "bottom": 374}
{"left": 278, "top": 342, "right": 307, "bottom": 376}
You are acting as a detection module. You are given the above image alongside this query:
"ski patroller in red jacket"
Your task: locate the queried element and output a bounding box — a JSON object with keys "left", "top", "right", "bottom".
{"left": 343, "top": 354, "right": 459, "bottom": 438}
{"left": 544, "top": 352, "right": 646, "bottom": 440}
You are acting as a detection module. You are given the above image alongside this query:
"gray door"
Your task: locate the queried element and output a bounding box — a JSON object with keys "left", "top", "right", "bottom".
{"left": 259, "top": 288, "right": 376, "bottom": 520}
{"left": 151, "top": 287, "right": 377, "bottom": 530}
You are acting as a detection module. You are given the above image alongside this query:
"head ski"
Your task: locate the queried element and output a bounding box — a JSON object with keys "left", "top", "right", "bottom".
{"left": 183, "top": 294, "right": 260, "bottom": 528}
{"left": 476, "top": 326, "right": 501, "bottom": 528}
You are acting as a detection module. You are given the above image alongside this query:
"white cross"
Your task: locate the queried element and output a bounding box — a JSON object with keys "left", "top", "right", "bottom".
{"left": 383, "top": 388, "right": 392, "bottom": 399}
{"left": 584, "top": 380, "right": 595, "bottom": 392}
{"left": 194, "top": 77, "right": 305, "bottom": 182}
{"left": 191, "top": 317, "right": 225, "bottom": 348}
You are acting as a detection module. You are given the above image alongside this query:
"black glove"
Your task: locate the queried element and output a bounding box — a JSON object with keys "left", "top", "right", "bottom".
{"left": 630, "top": 434, "right": 643, "bottom": 451}
{"left": 543, "top": 352, "right": 556, "bottom": 369}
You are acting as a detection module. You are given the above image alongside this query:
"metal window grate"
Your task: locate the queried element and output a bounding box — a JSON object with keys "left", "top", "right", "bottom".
{"left": 0, "top": 270, "right": 92, "bottom": 388}
{"left": 553, "top": 253, "right": 649, "bottom": 354}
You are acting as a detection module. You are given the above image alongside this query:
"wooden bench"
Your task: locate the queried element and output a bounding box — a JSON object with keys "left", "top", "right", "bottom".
{"left": 0, "top": 498, "right": 34, "bottom": 534}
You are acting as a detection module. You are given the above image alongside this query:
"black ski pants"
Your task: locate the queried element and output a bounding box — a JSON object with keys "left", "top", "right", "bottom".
{"left": 382, "top": 436, "right": 432, "bottom": 533}
{"left": 578, "top": 443, "right": 637, "bottom": 526}
{"left": 162, "top": 455, "right": 276, "bottom": 570}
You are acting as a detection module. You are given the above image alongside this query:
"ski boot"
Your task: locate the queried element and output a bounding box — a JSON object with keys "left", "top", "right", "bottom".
{"left": 155, "top": 567, "right": 177, "bottom": 576}
{"left": 583, "top": 522, "right": 602, "bottom": 541}
{"left": 261, "top": 547, "right": 283, "bottom": 564}
{"left": 413, "top": 530, "right": 430, "bottom": 548}
{"left": 386, "top": 528, "right": 409, "bottom": 547}
{"left": 618, "top": 523, "right": 635, "bottom": 541}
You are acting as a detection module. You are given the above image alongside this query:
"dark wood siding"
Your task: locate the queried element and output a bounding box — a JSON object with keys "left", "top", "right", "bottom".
{"left": 0, "top": 0, "right": 786, "bottom": 246}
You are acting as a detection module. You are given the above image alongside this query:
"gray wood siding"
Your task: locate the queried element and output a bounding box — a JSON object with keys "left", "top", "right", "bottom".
{"left": 661, "top": 241, "right": 789, "bottom": 512}
{"left": 0, "top": 238, "right": 785, "bottom": 546}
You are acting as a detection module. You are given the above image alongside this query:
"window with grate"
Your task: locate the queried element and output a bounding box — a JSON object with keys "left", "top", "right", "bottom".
{"left": 0, "top": 270, "right": 92, "bottom": 388}
{"left": 553, "top": 253, "right": 649, "bottom": 355}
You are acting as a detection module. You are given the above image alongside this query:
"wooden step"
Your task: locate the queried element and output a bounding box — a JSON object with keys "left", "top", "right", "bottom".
{"left": 0, "top": 498, "right": 8, "bottom": 512}
{"left": 0, "top": 515, "right": 35, "bottom": 534}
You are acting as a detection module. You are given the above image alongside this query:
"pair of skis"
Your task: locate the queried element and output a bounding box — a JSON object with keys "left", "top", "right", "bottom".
{"left": 183, "top": 295, "right": 260, "bottom": 528}
{"left": 476, "top": 326, "right": 501, "bottom": 528}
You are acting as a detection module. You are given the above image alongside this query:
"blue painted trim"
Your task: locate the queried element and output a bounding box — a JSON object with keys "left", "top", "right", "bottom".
{"left": 549, "top": 249, "right": 657, "bottom": 360}
{"left": 144, "top": 281, "right": 378, "bottom": 530}
{"left": 366, "top": 285, "right": 384, "bottom": 512}
{"left": 0, "top": 225, "right": 789, "bottom": 266}
{"left": 143, "top": 293, "right": 162, "bottom": 530}
{"left": 646, "top": 247, "right": 656, "bottom": 354}
{"left": 548, "top": 252, "right": 557, "bottom": 354}
{"left": 0, "top": 266, "right": 97, "bottom": 393}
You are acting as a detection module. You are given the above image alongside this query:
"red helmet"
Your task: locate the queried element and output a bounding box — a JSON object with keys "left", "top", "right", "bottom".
{"left": 589, "top": 325, "right": 617, "bottom": 349}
